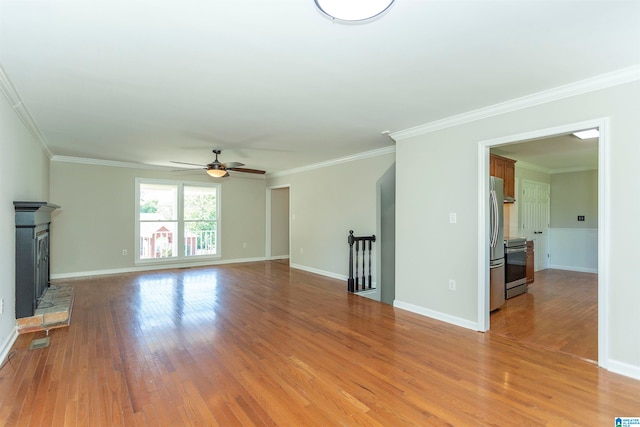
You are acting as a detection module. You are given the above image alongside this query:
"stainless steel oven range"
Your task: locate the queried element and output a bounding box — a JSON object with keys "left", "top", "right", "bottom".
{"left": 504, "top": 237, "right": 527, "bottom": 298}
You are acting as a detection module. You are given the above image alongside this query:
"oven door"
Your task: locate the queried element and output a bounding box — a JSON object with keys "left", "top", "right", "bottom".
{"left": 505, "top": 246, "right": 527, "bottom": 290}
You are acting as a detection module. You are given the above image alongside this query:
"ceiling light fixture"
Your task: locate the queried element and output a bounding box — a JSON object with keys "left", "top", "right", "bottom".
{"left": 207, "top": 168, "right": 228, "bottom": 178}
{"left": 314, "top": 0, "right": 395, "bottom": 23}
{"left": 572, "top": 129, "right": 600, "bottom": 140}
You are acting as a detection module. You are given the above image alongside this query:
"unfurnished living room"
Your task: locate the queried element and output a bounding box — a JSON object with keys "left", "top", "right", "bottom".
{"left": 1, "top": 1, "right": 639, "bottom": 425}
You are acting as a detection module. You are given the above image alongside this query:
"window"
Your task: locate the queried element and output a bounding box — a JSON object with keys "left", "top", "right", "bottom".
{"left": 136, "top": 179, "right": 220, "bottom": 263}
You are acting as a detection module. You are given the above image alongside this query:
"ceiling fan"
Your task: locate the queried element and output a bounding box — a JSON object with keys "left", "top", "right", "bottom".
{"left": 171, "top": 149, "right": 266, "bottom": 178}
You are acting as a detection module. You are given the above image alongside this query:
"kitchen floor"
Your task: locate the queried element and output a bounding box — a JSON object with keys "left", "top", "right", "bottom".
{"left": 490, "top": 269, "right": 597, "bottom": 362}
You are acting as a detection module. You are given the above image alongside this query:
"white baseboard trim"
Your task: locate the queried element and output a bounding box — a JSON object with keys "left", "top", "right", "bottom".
{"left": 548, "top": 264, "right": 598, "bottom": 274}
{"left": 269, "top": 255, "right": 290, "bottom": 261}
{"left": 51, "top": 257, "right": 267, "bottom": 280}
{"left": 606, "top": 358, "right": 640, "bottom": 381}
{"left": 393, "top": 300, "right": 479, "bottom": 331}
{"left": 0, "top": 327, "right": 18, "bottom": 366}
{"left": 289, "top": 263, "right": 348, "bottom": 282}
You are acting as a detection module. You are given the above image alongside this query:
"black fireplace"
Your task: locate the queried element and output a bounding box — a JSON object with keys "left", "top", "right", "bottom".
{"left": 14, "top": 201, "right": 60, "bottom": 318}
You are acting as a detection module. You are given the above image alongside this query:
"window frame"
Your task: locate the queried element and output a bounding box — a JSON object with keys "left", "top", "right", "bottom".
{"left": 135, "top": 178, "right": 222, "bottom": 265}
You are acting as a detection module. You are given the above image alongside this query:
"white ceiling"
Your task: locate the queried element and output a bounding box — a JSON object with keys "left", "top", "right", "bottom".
{"left": 491, "top": 133, "right": 599, "bottom": 173}
{"left": 1, "top": 0, "right": 639, "bottom": 174}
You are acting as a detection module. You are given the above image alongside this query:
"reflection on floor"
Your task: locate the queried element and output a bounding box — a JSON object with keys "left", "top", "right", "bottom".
{"left": 490, "top": 269, "right": 597, "bottom": 362}
{"left": 4, "top": 262, "right": 638, "bottom": 426}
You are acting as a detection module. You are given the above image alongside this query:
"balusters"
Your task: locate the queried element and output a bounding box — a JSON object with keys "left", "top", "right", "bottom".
{"left": 347, "top": 230, "right": 376, "bottom": 293}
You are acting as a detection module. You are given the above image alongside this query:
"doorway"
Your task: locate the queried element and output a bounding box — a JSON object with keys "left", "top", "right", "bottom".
{"left": 478, "top": 118, "right": 608, "bottom": 367}
{"left": 266, "top": 186, "right": 290, "bottom": 261}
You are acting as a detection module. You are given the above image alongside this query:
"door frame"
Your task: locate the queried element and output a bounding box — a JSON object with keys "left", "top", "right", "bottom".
{"left": 265, "top": 184, "right": 291, "bottom": 260}
{"left": 477, "top": 117, "right": 609, "bottom": 368}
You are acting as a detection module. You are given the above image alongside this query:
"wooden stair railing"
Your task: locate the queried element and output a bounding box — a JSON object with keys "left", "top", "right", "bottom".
{"left": 347, "top": 230, "right": 376, "bottom": 293}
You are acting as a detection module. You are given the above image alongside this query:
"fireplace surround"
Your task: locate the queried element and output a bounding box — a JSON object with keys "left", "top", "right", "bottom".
{"left": 14, "top": 201, "right": 60, "bottom": 318}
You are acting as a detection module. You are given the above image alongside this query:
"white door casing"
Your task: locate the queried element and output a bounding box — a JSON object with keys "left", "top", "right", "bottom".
{"left": 478, "top": 117, "right": 608, "bottom": 371}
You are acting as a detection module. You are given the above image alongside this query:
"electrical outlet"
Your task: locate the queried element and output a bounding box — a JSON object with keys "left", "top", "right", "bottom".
{"left": 242, "top": 242, "right": 247, "bottom": 248}
{"left": 300, "top": 247, "right": 304, "bottom": 254}
{"left": 122, "top": 249, "right": 127, "bottom": 256}
{"left": 448, "top": 279, "right": 456, "bottom": 291}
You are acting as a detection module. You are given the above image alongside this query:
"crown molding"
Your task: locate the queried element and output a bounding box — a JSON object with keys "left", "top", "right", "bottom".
{"left": 515, "top": 160, "right": 551, "bottom": 175}
{"left": 549, "top": 165, "right": 598, "bottom": 175}
{"left": 51, "top": 155, "right": 171, "bottom": 170}
{"left": 267, "top": 145, "right": 396, "bottom": 178}
{"left": 514, "top": 159, "right": 597, "bottom": 175}
{"left": 51, "top": 155, "right": 267, "bottom": 179}
{"left": 0, "top": 66, "right": 53, "bottom": 158}
{"left": 391, "top": 65, "right": 640, "bottom": 141}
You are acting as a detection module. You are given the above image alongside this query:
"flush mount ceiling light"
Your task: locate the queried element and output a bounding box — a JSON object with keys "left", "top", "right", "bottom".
{"left": 572, "top": 129, "right": 600, "bottom": 140}
{"left": 314, "top": 0, "right": 395, "bottom": 23}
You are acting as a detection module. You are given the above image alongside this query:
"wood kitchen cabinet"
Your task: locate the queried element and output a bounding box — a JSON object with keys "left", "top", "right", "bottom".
{"left": 526, "top": 240, "right": 535, "bottom": 284}
{"left": 490, "top": 154, "right": 516, "bottom": 201}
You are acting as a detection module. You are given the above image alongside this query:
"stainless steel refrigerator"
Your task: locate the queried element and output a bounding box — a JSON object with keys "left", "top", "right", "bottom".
{"left": 489, "top": 176, "right": 506, "bottom": 311}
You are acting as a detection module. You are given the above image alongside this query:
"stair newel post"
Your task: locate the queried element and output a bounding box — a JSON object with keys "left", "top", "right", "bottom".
{"left": 368, "top": 236, "right": 376, "bottom": 289}
{"left": 348, "top": 230, "right": 355, "bottom": 292}
{"left": 355, "top": 239, "right": 360, "bottom": 291}
{"left": 361, "top": 239, "right": 366, "bottom": 289}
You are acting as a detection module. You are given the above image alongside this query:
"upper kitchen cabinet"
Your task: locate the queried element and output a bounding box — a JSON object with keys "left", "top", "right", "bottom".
{"left": 490, "top": 154, "right": 516, "bottom": 201}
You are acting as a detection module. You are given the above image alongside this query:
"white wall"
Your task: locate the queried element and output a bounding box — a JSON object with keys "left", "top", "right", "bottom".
{"left": 267, "top": 152, "right": 395, "bottom": 280}
{"left": 551, "top": 170, "right": 598, "bottom": 229}
{"left": 0, "top": 74, "right": 50, "bottom": 360}
{"left": 50, "top": 161, "right": 266, "bottom": 277}
{"left": 549, "top": 228, "right": 598, "bottom": 273}
{"left": 395, "top": 81, "right": 640, "bottom": 376}
{"left": 548, "top": 170, "right": 598, "bottom": 272}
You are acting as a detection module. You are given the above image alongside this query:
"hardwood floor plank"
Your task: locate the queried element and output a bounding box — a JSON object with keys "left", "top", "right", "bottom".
{"left": 1, "top": 262, "right": 638, "bottom": 426}
{"left": 490, "top": 268, "right": 598, "bottom": 362}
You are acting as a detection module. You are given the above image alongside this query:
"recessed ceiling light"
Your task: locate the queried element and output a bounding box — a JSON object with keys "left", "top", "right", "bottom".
{"left": 314, "top": 0, "right": 395, "bottom": 23}
{"left": 572, "top": 129, "right": 600, "bottom": 140}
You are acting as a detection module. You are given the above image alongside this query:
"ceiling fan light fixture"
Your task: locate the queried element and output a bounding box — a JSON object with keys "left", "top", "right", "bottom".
{"left": 314, "top": 0, "right": 395, "bottom": 22}
{"left": 207, "top": 168, "right": 228, "bottom": 178}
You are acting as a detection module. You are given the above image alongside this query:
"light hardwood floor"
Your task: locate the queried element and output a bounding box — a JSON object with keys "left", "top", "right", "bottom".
{"left": 490, "top": 269, "right": 598, "bottom": 362}
{"left": 1, "top": 261, "right": 638, "bottom": 426}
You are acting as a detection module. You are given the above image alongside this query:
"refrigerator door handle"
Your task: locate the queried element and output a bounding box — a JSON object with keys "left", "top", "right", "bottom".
{"left": 490, "top": 260, "right": 505, "bottom": 268}
{"left": 489, "top": 190, "right": 494, "bottom": 248}
{"left": 495, "top": 191, "right": 500, "bottom": 248}
{"left": 490, "top": 190, "right": 498, "bottom": 248}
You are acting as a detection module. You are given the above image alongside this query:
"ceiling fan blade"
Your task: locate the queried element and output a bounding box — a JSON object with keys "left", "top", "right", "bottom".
{"left": 228, "top": 167, "right": 266, "bottom": 174}
{"left": 222, "top": 161, "right": 245, "bottom": 168}
{"left": 171, "top": 160, "right": 206, "bottom": 167}
{"left": 172, "top": 167, "right": 205, "bottom": 172}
